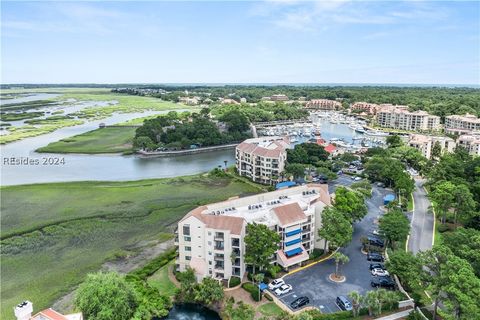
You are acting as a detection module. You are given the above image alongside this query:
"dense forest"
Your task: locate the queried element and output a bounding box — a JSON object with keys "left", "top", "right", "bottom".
{"left": 133, "top": 109, "right": 251, "bottom": 151}
{"left": 110, "top": 85, "right": 480, "bottom": 119}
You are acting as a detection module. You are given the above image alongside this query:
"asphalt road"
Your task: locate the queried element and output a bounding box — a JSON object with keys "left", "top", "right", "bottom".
{"left": 272, "top": 176, "right": 391, "bottom": 313}
{"left": 408, "top": 178, "right": 434, "bottom": 254}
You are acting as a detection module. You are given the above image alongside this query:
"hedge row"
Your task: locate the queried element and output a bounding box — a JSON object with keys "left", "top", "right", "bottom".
{"left": 128, "top": 247, "right": 177, "bottom": 280}
{"left": 228, "top": 276, "right": 241, "bottom": 288}
{"left": 241, "top": 282, "right": 261, "bottom": 301}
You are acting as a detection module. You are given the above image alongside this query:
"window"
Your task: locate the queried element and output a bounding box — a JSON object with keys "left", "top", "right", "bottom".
{"left": 183, "top": 225, "right": 190, "bottom": 236}
{"left": 185, "top": 246, "right": 191, "bottom": 251}
{"left": 184, "top": 236, "right": 191, "bottom": 242}
{"left": 185, "top": 256, "right": 191, "bottom": 261}
{"left": 209, "top": 261, "right": 212, "bottom": 265}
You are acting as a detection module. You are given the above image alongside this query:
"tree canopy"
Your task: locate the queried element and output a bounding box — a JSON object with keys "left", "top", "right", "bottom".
{"left": 317, "top": 207, "right": 353, "bottom": 251}
{"left": 333, "top": 186, "right": 368, "bottom": 222}
{"left": 244, "top": 223, "right": 281, "bottom": 274}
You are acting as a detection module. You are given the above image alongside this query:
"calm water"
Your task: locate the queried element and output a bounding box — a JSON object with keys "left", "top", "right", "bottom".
{"left": 1, "top": 109, "right": 363, "bottom": 186}
{"left": 0, "top": 93, "right": 60, "bottom": 105}
{"left": 158, "top": 304, "right": 220, "bottom": 320}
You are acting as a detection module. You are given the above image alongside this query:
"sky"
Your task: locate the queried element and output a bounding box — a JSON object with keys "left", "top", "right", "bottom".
{"left": 1, "top": 1, "right": 479, "bottom": 85}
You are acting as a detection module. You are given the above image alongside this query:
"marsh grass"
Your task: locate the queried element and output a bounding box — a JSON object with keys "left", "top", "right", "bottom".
{"left": 0, "top": 175, "right": 260, "bottom": 318}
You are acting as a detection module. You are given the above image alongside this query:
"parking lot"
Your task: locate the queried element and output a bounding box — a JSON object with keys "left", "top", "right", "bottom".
{"left": 270, "top": 176, "right": 392, "bottom": 312}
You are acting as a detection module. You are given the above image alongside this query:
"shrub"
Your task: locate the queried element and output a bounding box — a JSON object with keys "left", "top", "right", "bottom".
{"left": 309, "top": 248, "right": 324, "bottom": 260}
{"left": 267, "top": 265, "right": 282, "bottom": 278}
{"left": 241, "top": 282, "right": 261, "bottom": 301}
{"left": 264, "top": 292, "right": 273, "bottom": 301}
{"left": 437, "top": 224, "right": 450, "bottom": 233}
{"left": 303, "top": 309, "right": 353, "bottom": 319}
{"left": 228, "top": 276, "right": 241, "bottom": 288}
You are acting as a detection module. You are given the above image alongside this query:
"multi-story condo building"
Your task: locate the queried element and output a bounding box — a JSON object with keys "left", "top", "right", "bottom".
{"left": 270, "top": 94, "right": 289, "bottom": 102}
{"left": 408, "top": 134, "right": 456, "bottom": 159}
{"left": 444, "top": 114, "right": 480, "bottom": 135}
{"left": 376, "top": 105, "right": 441, "bottom": 132}
{"left": 351, "top": 102, "right": 379, "bottom": 115}
{"left": 457, "top": 134, "right": 480, "bottom": 156}
{"left": 235, "top": 137, "right": 289, "bottom": 185}
{"left": 306, "top": 99, "right": 342, "bottom": 110}
{"left": 175, "top": 184, "right": 331, "bottom": 281}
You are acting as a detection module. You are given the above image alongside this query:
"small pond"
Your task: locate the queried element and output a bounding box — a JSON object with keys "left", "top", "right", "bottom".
{"left": 157, "top": 304, "right": 221, "bottom": 320}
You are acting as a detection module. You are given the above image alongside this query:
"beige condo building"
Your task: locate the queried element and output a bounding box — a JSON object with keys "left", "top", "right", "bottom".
{"left": 306, "top": 99, "right": 342, "bottom": 110}
{"left": 235, "top": 137, "right": 289, "bottom": 185}
{"left": 376, "top": 105, "right": 441, "bottom": 132}
{"left": 408, "top": 134, "right": 456, "bottom": 159}
{"left": 175, "top": 184, "right": 331, "bottom": 281}
{"left": 444, "top": 114, "right": 480, "bottom": 135}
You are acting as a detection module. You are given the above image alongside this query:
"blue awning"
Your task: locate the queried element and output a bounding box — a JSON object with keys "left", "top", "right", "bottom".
{"left": 285, "top": 229, "right": 301, "bottom": 237}
{"left": 258, "top": 283, "right": 268, "bottom": 291}
{"left": 285, "top": 238, "right": 302, "bottom": 246}
{"left": 285, "top": 247, "right": 303, "bottom": 257}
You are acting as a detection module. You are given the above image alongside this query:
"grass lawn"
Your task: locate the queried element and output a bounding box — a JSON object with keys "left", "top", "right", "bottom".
{"left": 257, "top": 302, "right": 284, "bottom": 316}
{"left": 36, "top": 127, "right": 137, "bottom": 154}
{"left": 0, "top": 174, "right": 260, "bottom": 319}
{"left": 147, "top": 261, "right": 177, "bottom": 297}
{"left": 407, "top": 193, "right": 414, "bottom": 211}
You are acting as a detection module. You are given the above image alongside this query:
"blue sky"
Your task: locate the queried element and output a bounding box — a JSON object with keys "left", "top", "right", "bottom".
{"left": 2, "top": 1, "right": 479, "bottom": 84}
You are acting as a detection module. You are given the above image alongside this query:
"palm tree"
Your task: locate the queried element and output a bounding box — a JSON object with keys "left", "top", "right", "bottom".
{"left": 377, "top": 289, "right": 398, "bottom": 315}
{"left": 348, "top": 290, "right": 363, "bottom": 317}
{"left": 364, "top": 290, "right": 380, "bottom": 316}
{"left": 253, "top": 273, "right": 264, "bottom": 299}
{"left": 332, "top": 252, "right": 350, "bottom": 278}
{"left": 224, "top": 160, "right": 228, "bottom": 170}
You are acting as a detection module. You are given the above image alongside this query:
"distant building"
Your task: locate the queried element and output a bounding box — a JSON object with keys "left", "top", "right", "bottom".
{"left": 14, "top": 301, "right": 82, "bottom": 320}
{"left": 270, "top": 94, "right": 289, "bottom": 102}
{"left": 376, "top": 105, "right": 440, "bottom": 132}
{"left": 306, "top": 99, "right": 342, "bottom": 110}
{"left": 351, "top": 102, "right": 380, "bottom": 115}
{"left": 444, "top": 114, "right": 480, "bottom": 135}
{"left": 457, "top": 134, "right": 480, "bottom": 156}
{"left": 236, "top": 137, "right": 289, "bottom": 185}
{"left": 408, "top": 134, "right": 456, "bottom": 159}
{"left": 240, "top": 97, "right": 247, "bottom": 103}
{"left": 174, "top": 184, "right": 331, "bottom": 281}
{"left": 179, "top": 97, "right": 200, "bottom": 105}
{"left": 221, "top": 98, "right": 240, "bottom": 105}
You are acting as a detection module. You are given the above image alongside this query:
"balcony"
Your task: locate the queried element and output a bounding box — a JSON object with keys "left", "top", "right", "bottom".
{"left": 231, "top": 238, "right": 240, "bottom": 247}
{"left": 214, "top": 254, "right": 224, "bottom": 261}
{"left": 214, "top": 241, "right": 224, "bottom": 251}
{"left": 214, "top": 264, "right": 224, "bottom": 270}
{"left": 233, "top": 258, "right": 241, "bottom": 267}
{"left": 214, "top": 232, "right": 224, "bottom": 241}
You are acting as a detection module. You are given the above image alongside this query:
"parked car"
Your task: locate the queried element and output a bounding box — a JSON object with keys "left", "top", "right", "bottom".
{"left": 268, "top": 279, "right": 285, "bottom": 290}
{"left": 336, "top": 296, "right": 353, "bottom": 311}
{"left": 367, "top": 253, "right": 385, "bottom": 262}
{"left": 367, "top": 236, "right": 385, "bottom": 248}
{"left": 371, "top": 268, "right": 390, "bottom": 277}
{"left": 274, "top": 284, "right": 293, "bottom": 296}
{"left": 354, "top": 176, "right": 362, "bottom": 181}
{"left": 290, "top": 296, "right": 310, "bottom": 309}
{"left": 376, "top": 182, "right": 385, "bottom": 188}
{"left": 371, "top": 277, "right": 396, "bottom": 289}
{"left": 369, "top": 263, "right": 385, "bottom": 271}
{"left": 370, "top": 229, "right": 381, "bottom": 236}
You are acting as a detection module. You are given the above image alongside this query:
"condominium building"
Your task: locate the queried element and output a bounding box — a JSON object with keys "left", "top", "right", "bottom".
{"left": 270, "top": 94, "right": 289, "bottom": 102}
{"left": 444, "top": 114, "right": 480, "bottom": 135}
{"left": 376, "top": 105, "right": 441, "bottom": 131}
{"left": 235, "top": 137, "right": 289, "bottom": 185}
{"left": 457, "top": 134, "right": 480, "bottom": 156}
{"left": 14, "top": 301, "right": 83, "bottom": 320}
{"left": 306, "top": 99, "right": 342, "bottom": 110}
{"left": 408, "top": 134, "right": 456, "bottom": 159}
{"left": 351, "top": 102, "right": 379, "bottom": 115}
{"left": 175, "top": 184, "right": 331, "bottom": 281}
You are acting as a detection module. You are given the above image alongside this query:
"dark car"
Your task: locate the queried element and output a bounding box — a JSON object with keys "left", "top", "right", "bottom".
{"left": 367, "top": 253, "right": 385, "bottom": 262}
{"left": 371, "top": 277, "right": 396, "bottom": 289}
{"left": 367, "top": 236, "right": 385, "bottom": 248}
{"left": 369, "top": 263, "right": 385, "bottom": 271}
{"left": 290, "top": 296, "right": 310, "bottom": 309}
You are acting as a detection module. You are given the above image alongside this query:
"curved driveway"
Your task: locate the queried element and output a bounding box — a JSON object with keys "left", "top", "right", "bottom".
{"left": 407, "top": 178, "right": 434, "bottom": 254}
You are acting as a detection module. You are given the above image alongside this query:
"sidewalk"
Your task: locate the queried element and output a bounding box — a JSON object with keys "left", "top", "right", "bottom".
{"left": 375, "top": 308, "right": 414, "bottom": 320}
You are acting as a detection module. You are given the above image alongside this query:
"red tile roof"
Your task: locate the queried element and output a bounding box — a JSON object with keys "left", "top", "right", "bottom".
{"left": 324, "top": 144, "right": 336, "bottom": 153}
{"left": 272, "top": 203, "right": 307, "bottom": 226}
{"left": 33, "top": 309, "right": 68, "bottom": 320}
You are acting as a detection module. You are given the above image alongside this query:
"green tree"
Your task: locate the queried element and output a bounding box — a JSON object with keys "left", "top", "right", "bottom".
{"left": 442, "top": 228, "right": 480, "bottom": 277}
{"left": 75, "top": 272, "right": 138, "bottom": 320}
{"left": 364, "top": 290, "right": 380, "bottom": 316}
{"left": 379, "top": 209, "right": 410, "bottom": 249}
{"left": 133, "top": 136, "right": 157, "bottom": 151}
{"left": 253, "top": 273, "right": 264, "bottom": 299}
{"left": 223, "top": 299, "right": 255, "bottom": 320}
{"left": 431, "top": 141, "right": 442, "bottom": 160}
{"left": 332, "top": 252, "right": 350, "bottom": 278}
{"left": 348, "top": 291, "right": 363, "bottom": 318}
{"left": 452, "top": 184, "right": 476, "bottom": 227}
{"left": 194, "top": 277, "right": 224, "bottom": 307}
{"left": 430, "top": 181, "right": 456, "bottom": 224}
{"left": 386, "top": 135, "right": 403, "bottom": 148}
{"left": 385, "top": 251, "right": 422, "bottom": 289}
{"left": 333, "top": 187, "right": 368, "bottom": 221}
{"left": 317, "top": 207, "right": 353, "bottom": 252}
{"left": 244, "top": 223, "right": 281, "bottom": 274}
{"left": 175, "top": 267, "right": 197, "bottom": 303}
{"left": 285, "top": 163, "right": 305, "bottom": 179}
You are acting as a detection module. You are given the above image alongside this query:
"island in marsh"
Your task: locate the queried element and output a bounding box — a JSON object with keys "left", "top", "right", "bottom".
{"left": 0, "top": 172, "right": 261, "bottom": 319}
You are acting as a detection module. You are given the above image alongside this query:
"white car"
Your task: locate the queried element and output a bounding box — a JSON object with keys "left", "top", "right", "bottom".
{"left": 274, "top": 284, "right": 293, "bottom": 296}
{"left": 354, "top": 176, "right": 362, "bottom": 181}
{"left": 268, "top": 279, "right": 285, "bottom": 290}
{"left": 371, "top": 268, "right": 390, "bottom": 277}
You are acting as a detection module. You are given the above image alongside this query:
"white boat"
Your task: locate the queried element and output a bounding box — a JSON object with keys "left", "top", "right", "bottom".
{"left": 290, "top": 138, "right": 298, "bottom": 143}
{"left": 365, "top": 129, "right": 389, "bottom": 137}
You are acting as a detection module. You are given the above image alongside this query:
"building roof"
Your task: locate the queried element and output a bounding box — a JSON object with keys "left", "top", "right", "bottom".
{"left": 236, "top": 136, "right": 289, "bottom": 158}
{"left": 324, "top": 144, "right": 337, "bottom": 153}
{"left": 272, "top": 203, "right": 307, "bottom": 226}
{"left": 32, "top": 309, "right": 69, "bottom": 320}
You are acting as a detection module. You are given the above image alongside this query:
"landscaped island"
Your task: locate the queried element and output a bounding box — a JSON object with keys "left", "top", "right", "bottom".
{"left": 0, "top": 173, "right": 261, "bottom": 319}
